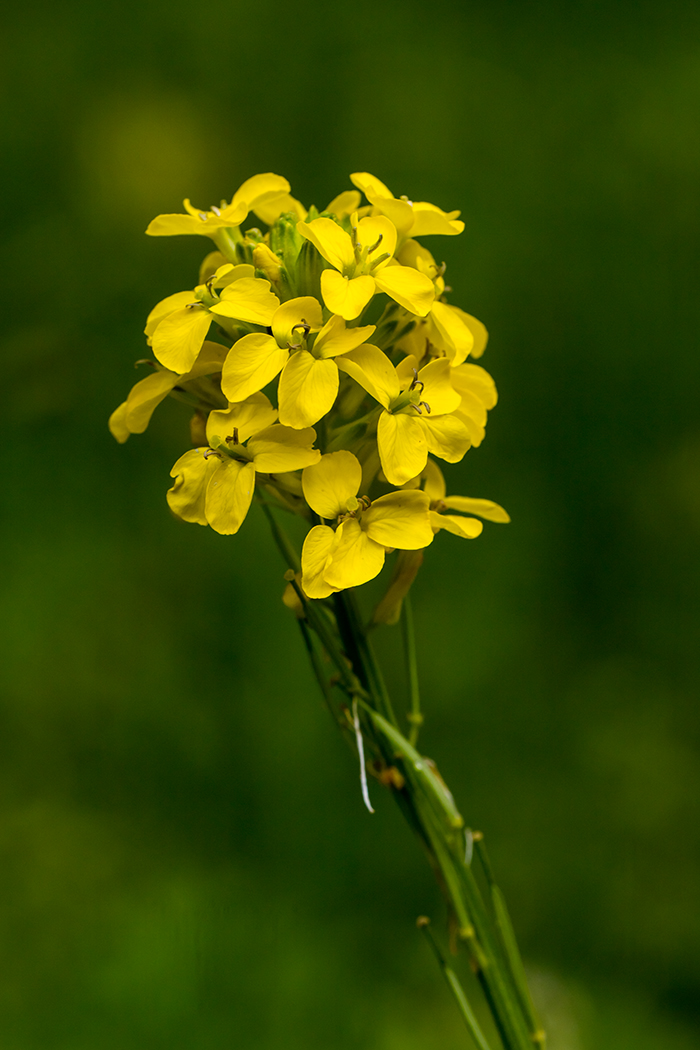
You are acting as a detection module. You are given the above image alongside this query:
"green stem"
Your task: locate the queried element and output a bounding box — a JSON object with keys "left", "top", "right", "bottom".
{"left": 417, "top": 918, "right": 494, "bottom": 1050}
{"left": 263, "top": 519, "right": 542, "bottom": 1050}
{"left": 401, "top": 594, "right": 423, "bottom": 745}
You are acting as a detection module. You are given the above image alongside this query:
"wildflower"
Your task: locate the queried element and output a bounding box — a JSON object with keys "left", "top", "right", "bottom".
{"left": 167, "top": 393, "right": 320, "bottom": 534}
{"left": 297, "top": 214, "right": 434, "bottom": 320}
{"left": 145, "top": 173, "right": 292, "bottom": 239}
{"left": 221, "top": 297, "right": 375, "bottom": 427}
{"left": 146, "top": 264, "right": 279, "bottom": 375}
{"left": 337, "top": 347, "right": 470, "bottom": 484}
{"left": 350, "top": 172, "right": 464, "bottom": 240}
{"left": 300, "top": 452, "right": 433, "bottom": 598}
{"left": 418, "top": 459, "right": 510, "bottom": 538}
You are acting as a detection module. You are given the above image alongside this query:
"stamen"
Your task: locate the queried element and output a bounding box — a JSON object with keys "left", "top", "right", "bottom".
{"left": 185, "top": 301, "right": 203, "bottom": 309}
{"left": 421, "top": 401, "right": 431, "bottom": 414}
{"left": 210, "top": 205, "right": 221, "bottom": 216}
{"left": 198, "top": 213, "right": 208, "bottom": 222}
{"left": 292, "top": 320, "right": 311, "bottom": 336}
{"left": 367, "top": 233, "right": 383, "bottom": 254}
{"left": 203, "top": 449, "right": 222, "bottom": 460}
{"left": 226, "top": 427, "right": 240, "bottom": 445}
{"left": 410, "top": 368, "right": 424, "bottom": 393}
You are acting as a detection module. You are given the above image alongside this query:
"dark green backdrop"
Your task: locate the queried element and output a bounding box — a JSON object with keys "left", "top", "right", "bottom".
{"left": 1, "top": 1, "right": 699, "bottom": 1047}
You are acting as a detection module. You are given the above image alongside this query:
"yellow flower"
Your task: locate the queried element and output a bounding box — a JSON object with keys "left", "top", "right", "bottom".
{"left": 297, "top": 214, "right": 434, "bottom": 320}
{"left": 167, "top": 393, "right": 320, "bottom": 534}
{"left": 418, "top": 459, "right": 510, "bottom": 538}
{"left": 221, "top": 298, "right": 375, "bottom": 428}
{"left": 145, "top": 173, "right": 292, "bottom": 238}
{"left": 145, "top": 264, "right": 278, "bottom": 375}
{"left": 109, "top": 341, "right": 228, "bottom": 443}
{"left": 337, "top": 347, "right": 470, "bottom": 485}
{"left": 300, "top": 452, "right": 434, "bottom": 598}
{"left": 397, "top": 240, "right": 487, "bottom": 366}
{"left": 350, "top": 172, "right": 464, "bottom": 240}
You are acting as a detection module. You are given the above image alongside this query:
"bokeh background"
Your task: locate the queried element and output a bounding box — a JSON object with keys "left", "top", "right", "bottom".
{"left": 1, "top": 1, "right": 699, "bottom": 1047}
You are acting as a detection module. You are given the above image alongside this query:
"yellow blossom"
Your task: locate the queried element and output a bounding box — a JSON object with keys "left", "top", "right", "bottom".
{"left": 350, "top": 172, "right": 464, "bottom": 241}
{"left": 297, "top": 214, "right": 434, "bottom": 320}
{"left": 337, "top": 347, "right": 470, "bottom": 485}
{"left": 418, "top": 459, "right": 510, "bottom": 538}
{"left": 145, "top": 264, "right": 279, "bottom": 375}
{"left": 167, "top": 393, "right": 320, "bottom": 534}
{"left": 300, "top": 452, "right": 433, "bottom": 598}
{"left": 221, "top": 298, "right": 375, "bottom": 427}
{"left": 145, "top": 173, "right": 292, "bottom": 238}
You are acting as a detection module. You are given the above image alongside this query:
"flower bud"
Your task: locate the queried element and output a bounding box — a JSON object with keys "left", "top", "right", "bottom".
{"left": 252, "top": 243, "right": 282, "bottom": 283}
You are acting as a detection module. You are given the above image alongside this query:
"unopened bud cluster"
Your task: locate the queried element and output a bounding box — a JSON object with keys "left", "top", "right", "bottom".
{"left": 110, "top": 172, "right": 509, "bottom": 600}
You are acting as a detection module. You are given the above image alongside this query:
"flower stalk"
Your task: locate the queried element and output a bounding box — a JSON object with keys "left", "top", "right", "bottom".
{"left": 109, "top": 169, "right": 541, "bottom": 1045}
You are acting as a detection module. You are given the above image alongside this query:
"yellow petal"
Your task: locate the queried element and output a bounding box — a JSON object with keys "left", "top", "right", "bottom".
{"left": 429, "top": 301, "right": 474, "bottom": 365}
{"left": 313, "top": 314, "right": 376, "bottom": 359}
{"left": 230, "top": 173, "right": 291, "bottom": 211}
{"left": 455, "top": 410, "right": 486, "bottom": 448}
{"left": 397, "top": 239, "right": 439, "bottom": 279}
{"left": 145, "top": 290, "right": 194, "bottom": 340}
{"left": 246, "top": 424, "right": 320, "bottom": 473}
{"left": 124, "top": 370, "right": 179, "bottom": 433}
{"left": 205, "top": 459, "right": 256, "bottom": 534}
{"left": 373, "top": 264, "right": 434, "bottom": 317}
{"left": 364, "top": 490, "right": 433, "bottom": 550}
{"left": 336, "top": 344, "right": 399, "bottom": 409}
{"left": 182, "top": 340, "right": 229, "bottom": 380}
{"left": 302, "top": 451, "right": 362, "bottom": 520}
{"left": 320, "top": 270, "right": 376, "bottom": 320}
{"left": 422, "top": 458, "right": 446, "bottom": 502}
{"left": 297, "top": 217, "right": 354, "bottom": 272}
{"left": 145, "top": 207, "right": 245, "bottom": 237}
{"left": 278, "top": 353, "right": 338, "bottom": 428}
{"left": 325, "top": 190, "right": 361, "bottom": 219}
{"left": 253, "top": 193, "right": 307, "bottom": 225}
{"left": 377, "top": 412, "right": 428, "bottom": 486}
{"left": 220, "top": 333, "right": 288, "bottom": 403}
{"left": 409, "top": 202, "right": 464, "bottom": 237}
{"left": 109, "top": 402, "right": 130, "bottom": 443}
{"left": 301, "top": 525, "right": 337, "bottom": 599}
{"left": 357, "top": 215, "right": 397, "bottom": 263}
{"left": 206, "top": 392, "right": 278, "bottom": 446}
{"left": 431, "top": 512, "right": 483, "bottom": 538}
{"left": 453, "top": 308, "right": 488, "bottom": 359}
{"left": 271, "top": 296, "right": 324, "bottom": 348}
{"left": 443, "top": 497, "right": 510, "bottom": 523}
{"left": 371, "top": 197, "right": 414, "bottom": 235}
{"left": 211, "top": 278, "right": 280, "bottom": 326}
{"left": 349, "top": 172, "right": 394, "bottom": 201}
{"left": 421, "top": 414, "right": 471, "bottom": 464}
{"left": 451, "top": 363, "right": 498, "bottom": 409}
{"left": 167, "top": 448, "right": 219, "bottom": 525}
{"left": 324, "top": 518, "right": 386, "bottom": 590}
{"left": 151, "top": 306, "right": 212, "bottom": 374}
{"left": 213, "top": 262, "right": 256, "bottom": 289}
{"left": 417, "top": 357, "right": 461, "bottom": 414}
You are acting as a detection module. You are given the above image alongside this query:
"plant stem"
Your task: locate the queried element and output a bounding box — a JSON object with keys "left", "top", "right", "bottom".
{"left": 263, "top": 509, "right": 544, "bottom": 1049}
{"left": 401, "top": 594, "right": 423, "bottom": 745}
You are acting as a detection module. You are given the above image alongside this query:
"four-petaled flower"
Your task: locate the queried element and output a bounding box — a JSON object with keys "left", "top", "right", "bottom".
{"left": 301, "top": 452, "right": 434, "bottom": 598}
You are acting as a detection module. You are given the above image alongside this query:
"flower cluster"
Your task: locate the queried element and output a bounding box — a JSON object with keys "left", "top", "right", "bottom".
{"left": 110, "top": 172, "right": 509, "bottom": 601}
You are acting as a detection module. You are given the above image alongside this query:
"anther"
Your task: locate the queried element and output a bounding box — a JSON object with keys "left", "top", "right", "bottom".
{"left": 210, "top": 205, "right": 221, "bottom": 216}
{"left": 292, "top": 320, "right": 311, "bottom": 336}
{"left": 367, "top": 233, "right": 383, "bottom": 254}
{"left": 226, "top": 427, "right": 240, "bottom": 445}
{"left": 410, "top": 369, "right": 424, "bottom": 394}
{"left": 198, "top": 213, "right": 208, "bottom": 222}
{"left": 203, "top": 449, "right": 221, "bottom": 460}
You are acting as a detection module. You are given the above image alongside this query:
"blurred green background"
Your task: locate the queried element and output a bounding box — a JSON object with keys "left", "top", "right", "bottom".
{"left": 1, "top": 1, "right": 699, "bottom": 1046}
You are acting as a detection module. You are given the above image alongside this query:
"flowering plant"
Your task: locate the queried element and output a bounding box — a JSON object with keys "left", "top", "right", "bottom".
{"left": 110, "top": 171, "right": 544, "bottom": 1049}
